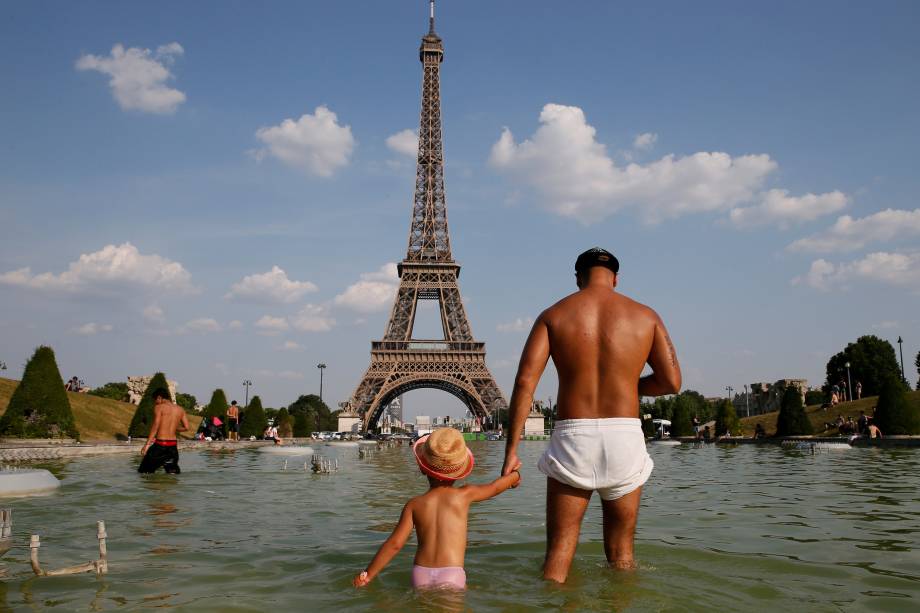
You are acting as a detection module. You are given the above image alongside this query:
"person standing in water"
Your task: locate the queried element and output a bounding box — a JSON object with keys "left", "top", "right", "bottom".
{"left": 227, "top": 400, "right": 240, "bottom": 442}
{"left": 502, "top": 247, "right": 681, "bottom": 582}
{"left": 138, "top": 388, "right": 189, "bottom": 474}
{"left": 353, "top": 428, "right": 520, "bottom": 590}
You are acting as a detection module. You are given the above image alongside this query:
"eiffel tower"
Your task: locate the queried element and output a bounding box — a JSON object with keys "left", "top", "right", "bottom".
{"left": 345, "top": 1, "right": 507, "bottom": 431}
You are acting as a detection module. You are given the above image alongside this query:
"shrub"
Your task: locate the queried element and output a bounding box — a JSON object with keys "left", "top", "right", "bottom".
{"left": 0, "top": 346, "right": 78, "bottom": 439}
{"left": 276, "top": 408, "right": 293, "bottom": 438}
{"left": 873, "top": 376, "right": 919, "bottom": 435}
{"left": 203, "top": 389, "right": 229, "bottom": 419}
{"left": 175, "top": 392, "right": 197, "bottom": 414}
{"left": 293, "top": 411, "right": 310, "bottom": 437}
{"left": 714, "top": 399, "right": 739, "bottom": 436}
{"left": 240, "top": 396, "right": 267, "bottom": 438}
{"left": 128, "top": 372, "right": 170, "bottom": 438}
{"left": 804, "top": 390, "right": 825, "bottom": 406}
{"left": 88, "top": 382, "right": 128, "bottom": 402}
{"left": 775, "top": 386, "right": 813, "bottom": 436}
{"left": 670, "top": 396, "right": 693, "bottom": 437}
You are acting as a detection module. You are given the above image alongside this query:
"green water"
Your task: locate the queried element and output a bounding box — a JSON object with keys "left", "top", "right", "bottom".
{"left": 4, "top": 442, "right": 920, "bottom": 611}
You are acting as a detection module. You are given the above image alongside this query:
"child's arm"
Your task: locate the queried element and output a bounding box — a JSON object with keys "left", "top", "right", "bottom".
{"left": 463, "top": 470, "right": 521, "bottom": 503}
{"left": 353, "top": 502, "right": 414, "bottom": 587}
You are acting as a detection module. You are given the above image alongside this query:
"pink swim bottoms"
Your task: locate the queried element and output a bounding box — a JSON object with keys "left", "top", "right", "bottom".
{"left": 412, "top": 565, "right": 466, "bottom": 589}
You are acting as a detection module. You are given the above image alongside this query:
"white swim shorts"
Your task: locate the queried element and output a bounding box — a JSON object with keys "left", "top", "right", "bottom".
{"left": 537, "top": 417, "right": 653, "bottom": 501}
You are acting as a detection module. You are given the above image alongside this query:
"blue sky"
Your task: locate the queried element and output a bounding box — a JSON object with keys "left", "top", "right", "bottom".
{"left": 2, "top": 1, "right": 918, "bottom": 417}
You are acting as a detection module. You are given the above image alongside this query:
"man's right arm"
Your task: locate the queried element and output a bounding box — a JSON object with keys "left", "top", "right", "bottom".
{"left": 502, "top": 314, "right": 550, "bottom": 477}
{"left": 638, "top": 313, "right": 681, "bottom": 397}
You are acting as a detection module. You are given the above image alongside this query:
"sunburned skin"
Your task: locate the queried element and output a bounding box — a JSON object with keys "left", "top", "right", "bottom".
{"left": 501, "top": 264, "right": 682, "bottom": 583}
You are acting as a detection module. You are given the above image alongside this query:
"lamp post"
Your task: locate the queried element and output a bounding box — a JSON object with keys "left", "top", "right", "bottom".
{"left": 0, "top": 361, "right": 7, "bottom": 371}
{"left": 317, "top": 363, "right": 326, "bottom": 403}
{"left": 845, "top": 362, "right": 852, "bottom": 404}
{"left": 242, "top": 379, "right": 252, "bottom": 407}
{"left": 897, "top": 336, "right": 905, "bottom": 381}
{"left": 725, "top": 386, "right": 734, "bottom": 402}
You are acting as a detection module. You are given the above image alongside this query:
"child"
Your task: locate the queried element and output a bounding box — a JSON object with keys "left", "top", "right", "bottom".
{"left": 353, "top": 428, "right": 520, "bottom": 590}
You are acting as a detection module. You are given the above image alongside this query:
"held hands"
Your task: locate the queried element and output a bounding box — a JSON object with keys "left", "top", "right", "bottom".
{"left": 501, "top": 451, "right": 522, "bottom": 488}
{"left": 352, "top": 570, "right": 370, "bottom": 588}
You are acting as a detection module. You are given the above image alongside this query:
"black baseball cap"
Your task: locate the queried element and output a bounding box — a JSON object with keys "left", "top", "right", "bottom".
{"left": 575, "top": 247, "right": 619, "bottom": 274}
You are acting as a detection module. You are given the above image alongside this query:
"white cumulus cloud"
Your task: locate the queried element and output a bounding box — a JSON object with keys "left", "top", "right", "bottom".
{"left": 228, "top": 320, "right": 243, "bottom": 330}
{"left": 178, "top": 318, "right": 221, "bottom": 334}
{"left": 729, "top": 189, "right": 848, "bottom": 228}
{"left": 76, "top": 42, "right": 186, "bottom": 114}
{"left": 497, "top": 317, "right": 534, "bottom": 332}
{"left": 489, "top": 103, "right": 842, "bottom": 226}
{"left": 73, "top": 322, "right": 114, "bottom": 336}
{"left": 226, "top": 266, "right": 318, "bottom": 304}
{"left": 793, "top": 252, "right": 920, "bottom": 291}
{"left": 279, "top": 340, "right": 302, "bottom": 351}
{"left": 255, "top": 315, "right": 290, "bottom": 336}
{"left": 334, "top": 263, "right": 400, "bottom": 313}
{"left": 633, "top": 132, "right": 657, "bottom": 150}
{"left": 143, "top": 304, "right": 165, "bottom": 324}
{"left": 254, "top": 106, "right": 355, "bottom": 177}
{"left": 0, "top": 243, "right": 194, "bottom": 294}
{"left": 386, "top": 129, "right": 419, "bottom": 157}
{"left": 291, "top": 304, "right": 336, "bottom": 332}
{"left": 787, "top": 208, "right": 920, "bottom": 253}
{"left": 490, "top": 105, "right": 774, "bottom": 223}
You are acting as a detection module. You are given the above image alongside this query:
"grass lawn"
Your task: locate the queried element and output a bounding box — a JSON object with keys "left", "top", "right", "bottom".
{"left": 739, "top": 390, "right": 920, "bottom": 437}
{"left": 0, "top": 377, "right": 202, "bottom": 442}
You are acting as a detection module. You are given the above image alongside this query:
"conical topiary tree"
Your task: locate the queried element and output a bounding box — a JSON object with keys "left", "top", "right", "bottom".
{"left": 128, "top": 372, "right": 170, "bottom": 438}
{"left": 276, "top": 407, "right": 293, "bottom": 438}
{"left": 0, "top": 346, "right": 77, "bottom": 439}
{"left": 874, "top": 375, "right": 919, "bottom": 435}
{"left": 240, "top": 395, "right": 267, "bottom": 438}
{"left": 775, "top": 386, "right": 813, "bottom": 436}
{"left": 715, "top": 399, "right": 739, "bottom": 436}
{"left": 670, "top": 396, "right": 693, "bottom": 437}
{"left": 203, "top": 389, "right": 229, "bottom": 419}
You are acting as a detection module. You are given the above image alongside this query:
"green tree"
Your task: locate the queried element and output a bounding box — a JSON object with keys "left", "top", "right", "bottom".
{"left": 289, "top": 394, "right": 335, "bottom": 431}
{"left": 804, "top": 390, "right": 825, "bottom": 406}
{"left": 825, "top": 336, "right": 902, "bottom": 398}
{"left": 0, "top": 346, "right": 78, "bottom": 439}
{"left": 293, "top": 411, "right": 310, "bottom": 437}
{"left": 175, "top": 392, "right": 197, "bottom": 414}
{"left": 88, "top": 382, "right": 128, "bottom": 402}
{"left": 240, "top": 395, "right": 267, "bottom": 438}
{"left": 276, "top": 408, "right": 293, "bottom": 438}
{"left": 775, "top": 386, "right": 813, "bottom": 436}
{"left": 873, "top": 375, "right": 919, "bottom": 435}
{"left": 915, "top": 350, "right": 920, "bottom": 391}
{"left": 670, "top": 396, "right": 693, "bottom": 437}
{"left": 203, "top": 389, "right": 229, "bottom": 419}
{"left": 715, "top": 399, "right": 740, "bottom": 436}
{"left": 128, "top": 372, "right": 170, "bottom": 438}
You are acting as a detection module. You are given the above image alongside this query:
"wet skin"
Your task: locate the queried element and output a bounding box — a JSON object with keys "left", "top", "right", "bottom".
{"left": 501, "top": 266, "right": 682, "bottom": 582}
{"left": 141, "top": 398, "right": 190, "bottom": 455}
{"left": 353, "top": 471, "right": 521, "bottom": 587}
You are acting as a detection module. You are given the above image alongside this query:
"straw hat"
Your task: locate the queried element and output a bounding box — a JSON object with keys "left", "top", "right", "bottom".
{"left": 413, "top": 428, "right": 474, "bottom": 481}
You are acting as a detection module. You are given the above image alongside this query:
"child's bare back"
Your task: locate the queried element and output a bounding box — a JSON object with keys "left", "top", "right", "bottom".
{"left": 353, "top": 429, "right": 520, "bottom": 590}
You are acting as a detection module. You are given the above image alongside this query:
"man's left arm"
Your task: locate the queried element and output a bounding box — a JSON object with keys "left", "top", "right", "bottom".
{"left": 142, "top": 407, "right": 162, "bottom": 454}
{"left": 178, "top": 410, "right": 190, "bottom": 434}
{"left": 502, "top": 315, "right": 550, "bottom": 478}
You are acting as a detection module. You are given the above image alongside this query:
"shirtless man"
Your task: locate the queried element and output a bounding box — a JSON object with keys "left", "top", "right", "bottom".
{"left": 227, "top": 400, "right": 240, "bottom": 442}
{"left": 502, "top": 247, "right": 681, "bottom": 582}
{"left": 138, "top": 388, "right": 190, "bottom": 474}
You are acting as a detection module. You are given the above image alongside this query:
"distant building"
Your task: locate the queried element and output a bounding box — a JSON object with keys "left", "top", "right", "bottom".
{"left": 733, "top": 379, "right": 808, "bottom": 416}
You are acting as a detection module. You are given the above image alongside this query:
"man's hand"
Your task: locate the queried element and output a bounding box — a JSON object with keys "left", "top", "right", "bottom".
{"left": 501, "top": 450, "right": 522, "bottom": 487}
{"left": 141, "top": 442, "right": 150, "bottom": 455}
{"left": 352, "top": 571, "right": 370, "bottom": 588}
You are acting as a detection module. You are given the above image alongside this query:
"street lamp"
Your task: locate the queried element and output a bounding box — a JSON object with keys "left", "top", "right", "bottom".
{"left": 242, "top": 379, "right": 252, "bottom": 407}
{"left": 725, "top": 385, "right": 734, "bottom": 401}
{"left": 897, "top": 336, "right": 905, "bottom": 381}
{"left": 845, "top": 362, "right": 852, "bottom": 404}
{"left": 0, "top": 361, "right": 7, "bottom": 371}
{"left": 317, "top": 363, "right": 327, "bottom": 403}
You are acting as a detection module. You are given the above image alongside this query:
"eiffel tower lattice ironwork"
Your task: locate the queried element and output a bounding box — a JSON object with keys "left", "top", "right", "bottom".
{"left": 346, "top": 1, "right": 507, "bottom": 431}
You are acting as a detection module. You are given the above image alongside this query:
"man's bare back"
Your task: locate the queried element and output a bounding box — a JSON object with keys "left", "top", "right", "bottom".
{"left": 501, "top": 248, "right": 681, "bottom": 582}
{"left": 139, "top": 389, "right": 189, "bottom": 474}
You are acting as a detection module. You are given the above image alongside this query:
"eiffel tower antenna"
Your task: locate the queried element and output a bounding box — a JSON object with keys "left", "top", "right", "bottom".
{"left": 345, "top": 1, "right": 507, "bottom": 431}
